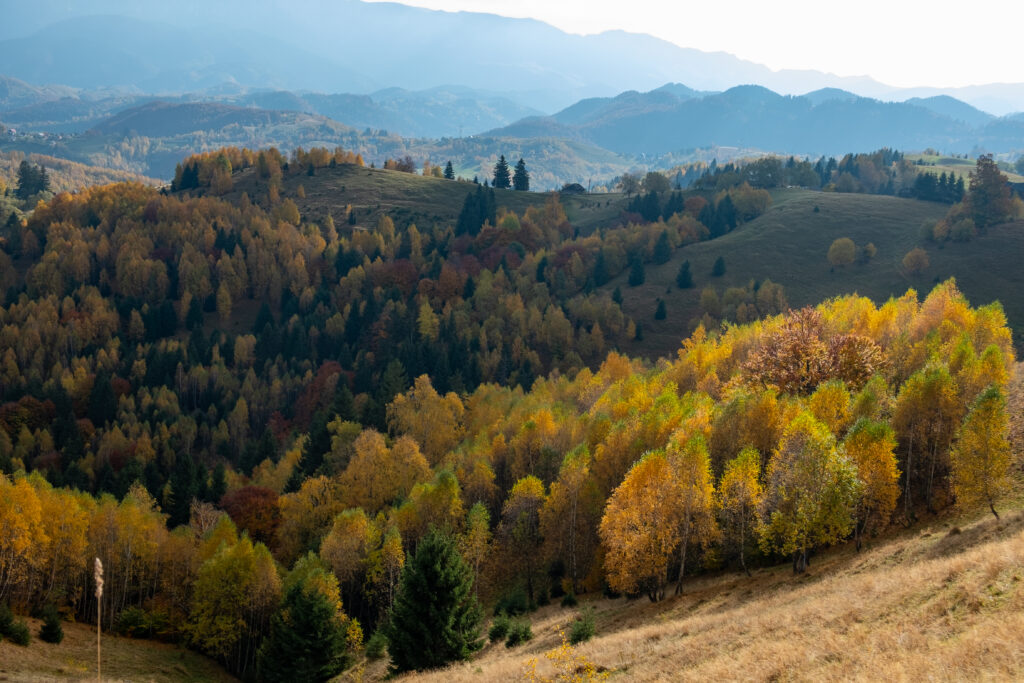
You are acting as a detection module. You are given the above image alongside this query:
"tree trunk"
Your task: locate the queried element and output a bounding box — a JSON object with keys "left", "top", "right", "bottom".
{"left": 990, "top": 501, "right": 1000, "bottom": 520}
{"left": 904, "top": 431, "right": 914, "bottom": 520}
{"left": 675, "top": 524, "right": 690, "bottom": 595}
{"left": 739, "top": 516, "right": 751, "bottom": 577}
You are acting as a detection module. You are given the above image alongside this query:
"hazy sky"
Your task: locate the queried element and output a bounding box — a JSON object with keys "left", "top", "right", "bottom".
{"left": 366, "top": 0, "right": 1024, "bottom": 88}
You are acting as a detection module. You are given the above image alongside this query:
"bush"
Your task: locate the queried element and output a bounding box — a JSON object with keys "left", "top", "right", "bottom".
{"left": 560, "top": 592, "right": 578, "bottom": 608}
{"left": 365, "top": 631, "right": 387, "bottom": 660}
{"left": 39, "top": 604, "right": 64, "bottom": 644}
{"left": 0, "top": 602, "right": 30, "bottom": 646}
{"left": 569, "top": 608, "right": 596, "bottom": 645}
{"left": 505, "top": 619, "right": 533, "bottom": 648}
{"left": 115, "top": 606, "right": 171, "bottom": 639}
{"left": 494, "top": 587, "right": 530, "bottom": 616}
{"left": 7, "top": 620, "right": 31, "bottom": 646}
{"left": 488, "top": 612, "right": 511, "bottom": 643}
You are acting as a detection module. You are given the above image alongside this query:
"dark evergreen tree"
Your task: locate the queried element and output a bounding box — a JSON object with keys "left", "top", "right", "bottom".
{"left": 301, "top": 411, "right": 332, "bottom": 476}
{"left": 15, "top": 161, "right": 49, "bottom": 199}
{"left": 493, "top": 155, "right": 511, "bottom": 189}
{"left": 168, "top": 452, "right": 198, "bottom": 528}
{"left": 209, "top": 462, "right": 227, "bottom": 503}
{"left": 39, "top": 604, "right": 64, "bottom": 644}
{"left": 385, "top": 530, "right": 482, "bottom": 673}
{"left": 87, "top": 372, "right": 117, "bottom": 427}
{"left": 628, "top": 256, "right": 645, "bottom": 287}
{"left": 593, "top": 249, "right": 609, "bottom": 286}
{"left": 676, "top": 260, "right": 693, "bottom": 289}
{"left": 612, "top": 286, "right": 623, "bottom": 305}
{"left": 444, "top": 161, "right": 455, "bottom": 180}
{"left": 712, "top": 256, "right": 726, "bottom": 277}
{"left": 654, "top": 299, "right": 667, "bottom": 320}
{"left": 652, "top": 230, "right": 672, "bottom": 264}
{"left": 512, "top": 158, "right": 530, "bottom": 191}
{"left": 257, "top": 579, "right": 349, "bottom": 682}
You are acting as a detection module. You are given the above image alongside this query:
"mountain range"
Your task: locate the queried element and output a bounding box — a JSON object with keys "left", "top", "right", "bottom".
{"left": 1, "top": 0, "right": 1023, "bottom": 115}
{"left": 488, "top": 85, "right": 1024, "bottom": 158}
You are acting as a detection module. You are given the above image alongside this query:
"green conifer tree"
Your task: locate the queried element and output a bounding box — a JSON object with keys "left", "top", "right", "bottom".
{"left": 512, "top": 158, "right": 530, "bottom": 191}
{"left": 444, "top": 160, "right": 455, "bottom": 180}
{"left": 493, "top": 156, "right": 511, "bottom": 189}
{"left": 39, "top": 604, "right": 64, "bottom": 644}
{"left": 257, "top": 578, "right": 349, "bottom": 682}
{"left": 676, "top": 260, "right": 693, "bottom": 288}
{"left": 385, "top": 529, "right": 482, "bottom": 673}
{"left": 628, "top": 256, "right": 646, "bottom": 286}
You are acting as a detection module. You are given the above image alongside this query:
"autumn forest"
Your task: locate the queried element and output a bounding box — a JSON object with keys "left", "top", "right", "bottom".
{"left": 0, "top": 137, "right": 1021, "bottom": 682}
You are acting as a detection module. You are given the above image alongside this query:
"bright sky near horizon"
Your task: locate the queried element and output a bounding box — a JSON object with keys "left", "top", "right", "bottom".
{"left": 365, "top": 0, "right": 1024, "bottom": 88}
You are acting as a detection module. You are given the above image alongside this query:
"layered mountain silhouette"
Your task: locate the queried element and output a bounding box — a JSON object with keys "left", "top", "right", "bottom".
{"left": 487, "top": 85, "right": 1022, "bottom": 157}
{"left": 2, "top": 0, "right": 1023, "bottom": 114}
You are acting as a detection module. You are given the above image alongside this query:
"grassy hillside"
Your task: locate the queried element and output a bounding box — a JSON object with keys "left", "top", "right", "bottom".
{"left": 0, "top": 619, "right": 234, "bottom": 682}
{"left": 389, "top": 490, "right": 1024, "bottom": 682}
{"left": 228, "top": 162, "right": 625, "bottom": 235}
{"left": 613, "top": 189, "right": 1024, "bottom": 357}
{"left": 907, "top": 153, "right": 1024, "bottom": 183}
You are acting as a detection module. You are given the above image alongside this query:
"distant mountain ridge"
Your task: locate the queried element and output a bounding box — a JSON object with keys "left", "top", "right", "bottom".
{"left": 1, "top": 0, "right": 1023, "bottom": 114}
{"left": 0, "top": 82, "right": 541, "bottom": 139}
{"left": 488, "top": 85, "right": 1024, "bottom": 158}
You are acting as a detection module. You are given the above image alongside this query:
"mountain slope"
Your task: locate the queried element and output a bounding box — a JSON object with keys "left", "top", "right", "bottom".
{"left": 613, "top": 189, "right": 1024, "bottom": 358}
{"left": 401, "top": 488, "right": 1024, "bottom": 682}
{"left": 489, "top": 85, "right": 1023, "bottom": 157}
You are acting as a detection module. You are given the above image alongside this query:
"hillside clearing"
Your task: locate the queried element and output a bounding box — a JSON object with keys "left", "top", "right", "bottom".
{"left": 0, "top": 620, "right": 234, "bottom": 682}
{"left": 614, "top": 189, "right": 1024, "bottom": 357}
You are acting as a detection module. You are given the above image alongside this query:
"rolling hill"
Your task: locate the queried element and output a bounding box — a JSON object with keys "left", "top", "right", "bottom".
{"left": 610, "top": 189, "right": 1024, "bottom": 357}
{"left": 394, "top": 472, "right": 1024, "bottom": 682}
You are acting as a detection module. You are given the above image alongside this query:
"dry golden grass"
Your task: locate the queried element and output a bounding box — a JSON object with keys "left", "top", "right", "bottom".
{"left": 384, "top": 509, "right": 1024, "bottom": 682}
{"left": 0, "top": 618, "right": 234, "bottom": 682}
{"left": 363, "top": 366, "right": 1024, "bottom": 682}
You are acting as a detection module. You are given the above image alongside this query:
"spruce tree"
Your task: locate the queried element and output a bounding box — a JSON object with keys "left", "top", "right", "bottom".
{"left": 385, "top": 529, "right": 482, "bottom": 673}
{"left": 257, "top": 579, "right": 349, "bottom": 682}
{"left": 653, "top": 230, "right": 672, "bottom": 264}
{"left": 654, "top": 298, "right": 667, "bottom": 320}
{"left": 711, "top": 256, "right": 726, "bottom": 277}
{"left": 676, "top": 260, "right": 693, "bottom": 288}
{"left": 493, "top": 155, "right": 511, "bottom": 189}
{"left": 512, "top": 158, "right": 529, "bottom": 191}
{"left": 444, "top": 160, "right": 455, "bottom": 180}
{"left": 39, "top": 604, "right": 64, "bottom": 644}
{"left": 628, "top": 256, "right": 646, "bottom": 286}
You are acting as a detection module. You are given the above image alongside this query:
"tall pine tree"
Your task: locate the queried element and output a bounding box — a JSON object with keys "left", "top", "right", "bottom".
{"left": 493, "top": 155, "right": 511, "bottom": 189}
{"left": 385, "top": 529, "right": 482, "bottom": 672}
{"left": 512, "top": 158, "right": 529, "bottom": 191}
{"left": 257, "top": 574, "right": 350, "bottom": 682}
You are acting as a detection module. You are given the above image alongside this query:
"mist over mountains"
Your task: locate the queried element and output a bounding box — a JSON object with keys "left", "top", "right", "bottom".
{"left": 2, "top": 0, "right": 1023, "bottom": 115}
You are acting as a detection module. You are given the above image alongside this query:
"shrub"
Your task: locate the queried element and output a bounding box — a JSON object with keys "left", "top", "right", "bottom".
{"left": 560, "top": 592, "right": 578, "bottom": 608}
{"left": 7, "top": 620, "right": 30, "bottom": 646}
{"left": 0, "top": 604, "right": 30, "bottom": 646}
{"left": 569, "top": 608, "right": 596, "bottom": 645}
{"left": 39, "top": 604, "right": 64, "bottom": 644}
{"left": 505, "top": 619, "right": 533, "bottom": 648}
{"left": 0, "top": 603, "right": 30, "bottom": 645}
{"left": 110, "top": 607, "right": 172, "bottom": 641}
{"left": 365, "top": 631, "right": 388, "bottom": 660}
{"left": 494, "top": 587, "right": 530, "bottom": 616}
{"left": 488, "top": 612, "right": 511, "bottom": 643}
